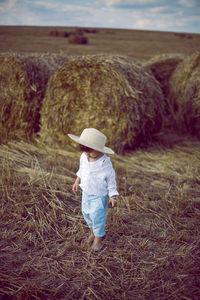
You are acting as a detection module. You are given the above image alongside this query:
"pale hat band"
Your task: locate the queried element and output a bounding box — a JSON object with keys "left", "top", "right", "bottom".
{"left": 68, "top": 128, "right": 114, "bottom": 155}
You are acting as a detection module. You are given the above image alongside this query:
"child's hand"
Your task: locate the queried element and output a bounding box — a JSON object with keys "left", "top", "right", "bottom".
{"left": 72, "top": 183, "right": 79, "bottom": 194}
{"left": 72, "top": 177, "right": 80, "bottom": 194}
{"left": 109, "top": 197, "right": 117, "bottom": 208}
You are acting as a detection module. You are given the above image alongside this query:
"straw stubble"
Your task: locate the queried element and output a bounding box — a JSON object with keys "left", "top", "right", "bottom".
{"left": 0, "top": 140, "right": 199, "bottom": 299}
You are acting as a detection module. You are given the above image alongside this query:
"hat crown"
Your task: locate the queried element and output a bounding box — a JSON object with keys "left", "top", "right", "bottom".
{"left": 80, "top": 128, "right": 106, "bottom": 149}
{"left": 68, "top": 128, "right": 114, "bottom": 154}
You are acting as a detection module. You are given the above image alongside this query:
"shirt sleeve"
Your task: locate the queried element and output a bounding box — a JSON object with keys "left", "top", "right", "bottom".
{"left": 76, "top": 169, "right": 81, "bottom": 178}
{"left": 106, "top": 164, "right": 119, "bottom": 198}
{"left": 76, "top": 153, "right": 83, "bottom": 178}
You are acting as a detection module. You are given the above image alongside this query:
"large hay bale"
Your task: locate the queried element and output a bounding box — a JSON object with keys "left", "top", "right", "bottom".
{"left": 40, "top": 55, "right": 165, "bottom": 153}
{"left": 168, "top": 52, "right": 200, "bottom": 136}
{"left": 68, "top": 34, "right": 88, "bottom": 45}
{"left": 0, "top": 54, "right": 68, "bottom": 144}
{"left": 144, "top": 54, "right": 184, "bottom": 97}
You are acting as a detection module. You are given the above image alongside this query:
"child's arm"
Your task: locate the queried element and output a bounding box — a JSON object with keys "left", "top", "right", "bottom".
{"left": 72, "top": 177, "right": 80, "bottom": 194}
{"left": 106, "top": 164, "right": 119, "bottom": 208}
{"left": 108, "top": 196, "right": 118, "bottom": 208}
{"left": 72, "top": 153, "right": 83, "bottom": 194}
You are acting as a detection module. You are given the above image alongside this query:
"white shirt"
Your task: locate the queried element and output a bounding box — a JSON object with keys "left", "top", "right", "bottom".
{"left": 76, "top": 152, "right": 119, "bottom": 197}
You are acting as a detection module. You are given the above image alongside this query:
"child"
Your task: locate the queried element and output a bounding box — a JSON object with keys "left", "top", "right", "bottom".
{"left": 68, "top": 128, "right": 119, "bottom": 251}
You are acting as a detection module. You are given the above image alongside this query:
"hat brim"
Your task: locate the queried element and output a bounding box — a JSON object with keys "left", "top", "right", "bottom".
{"left": 68, "top": 134, "right": 114, "bottom": 154}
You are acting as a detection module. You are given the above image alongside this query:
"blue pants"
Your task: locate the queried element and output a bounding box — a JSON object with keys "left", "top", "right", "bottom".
{"left": 82, "top": 192, "right": 108, "bottom": 237}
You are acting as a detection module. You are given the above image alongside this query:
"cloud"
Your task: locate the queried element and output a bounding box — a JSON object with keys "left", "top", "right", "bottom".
{"left": 101, "top": 0, "right": 199, "bottom": 7}
{"left": 31, "top": 0, "right": 58, "bottom": 10}
{"left": 0, "top": 0, "right": 199, "bottom": 33}
{"left": 134, "top": 18, "right": 151, "bottom": 28}
{"left": 178, "top": 0, "right": 196, "bottom": 7}
{"left": 0, "top": 0, "right": 16, "bottom": 12}
{"left": 101, "top": 0, "right": 158, "bottom": 6}
{"left": 0, "top": 0, "right": 54, "bottom": 25}
{"left": 32, "top": 0, "right": 95, "bottom": 14}
{"left": 149, "top": 6, "right": 177, "bottom": 14}
{"left": 130, "top": 4, "right": 197, "bottom": 32}
{"left": 0, "top": 0, "right": 95, "bottom": 26}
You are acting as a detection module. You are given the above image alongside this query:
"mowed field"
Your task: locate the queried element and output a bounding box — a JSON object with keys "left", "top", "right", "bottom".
{"left": 1, "top": 25, "right": 200, "bottom": 60}
{"left": 0, "top": 26, "right": 200, "bottom": 300}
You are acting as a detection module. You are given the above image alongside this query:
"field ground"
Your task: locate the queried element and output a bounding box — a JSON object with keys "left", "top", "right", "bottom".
{"left": 0, "top": 136, "right": 200, "bottom": 299}
{"left": 0, "top": 26, "right": 200, "bottom": 299}
{"left": 1, "top": 26, "right": 200, "bottom": 60}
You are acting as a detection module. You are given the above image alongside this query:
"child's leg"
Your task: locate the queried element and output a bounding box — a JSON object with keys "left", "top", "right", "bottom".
{"left": 87, "top": 228, "right": 95, "bottom": 245}
{"left": 82, "top": 193, "right": 95, "bottom": 245}
{"left": 91, "top": 195, "right": 108, "bottom": 251}
{"left": 82, "top": 194, "right": 108, "bottom": 250}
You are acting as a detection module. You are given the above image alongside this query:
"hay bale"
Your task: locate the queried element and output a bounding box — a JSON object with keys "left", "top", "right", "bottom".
{"left": 0, "top": 53, "right": 68, "bottom": 144}
{"left": 49, "top": 30, "right": 69, "bottom": 38}
{"left": 77, "top": 28, "right": 98, "bottom": 34}
{"left": 40, "top": 55, "right": 164, "bottom": 153}
{"left": 144, "top": 54, "right": 184, "bottom": 98}
{"left": 26, "top": 52, "right": 69, "bottom": 70}
{"left": 168, "top": 52, "right": 200, "bottom": 136}
{"left": 49, "top": 30, "right": 59, "bottom": 37}
{"left": 68, "top": 34, "right": 88, "bottom": 45}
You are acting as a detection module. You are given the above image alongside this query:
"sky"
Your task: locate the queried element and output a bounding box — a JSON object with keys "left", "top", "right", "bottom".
{"left": 0, "top": 0, "right": 200, "bottom": 33}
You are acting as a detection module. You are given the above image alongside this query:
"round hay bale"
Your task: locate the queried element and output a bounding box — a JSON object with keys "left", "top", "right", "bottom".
{"left": 168, "top": 52, "right": 200, "bottom": 136}
{"left": 26, "top": 52, "right": 69, "bottom": 70}
{"left": 144, "top": 54, "right": 184, "bottom": 97}
{"left": 49, "top": 30, "right": 59, "bottom": 36}
{"left": 68, "top": 34, "right": 88, "bottom": 45}
{"left": 64, "top": 32, "right": 69, "bottom": 38}
{"left": 49, "top": 30, "right": 69, "bottom": 37}
{"left": 40, "top": 55, "right": 165, "bottom": 153}
{"left": 0, "top": 53, "right": 68, "bottom": 144}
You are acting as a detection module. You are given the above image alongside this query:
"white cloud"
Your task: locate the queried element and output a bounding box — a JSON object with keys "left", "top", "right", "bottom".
{"left": 98, "top": 0, "right": 158, "bottom": 6}
{"left": 0, "top": 0, "right": 16, "bottom": 12}
{"left": 0, "top": 1, "right": 41, "bottom": 25}
{"left": 178, "top": 0, "right": 196, "bottom": 7}
{"left": 32, "top": 1, "right": 77, "bottom": 11}
{"left": 31, "top": 0, "right": 58, "bottom": 10}
{"left": 32, "top": 0, "right": 95, "bottom": 13}
{"left": 134, "top": 18, "right": 151, "bottom": 28}
{"left": 150, "top": 6, "right": 170, "bottom": 13}
{"left": 130, "top": 8, "right": 189, "bottom": 31}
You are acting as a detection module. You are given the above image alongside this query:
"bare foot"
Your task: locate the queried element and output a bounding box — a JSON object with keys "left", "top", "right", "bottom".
{"left": 87, "top": 228, "right": 95, "bottom": 246}
{"left": 87, "top": 234, "right": 95, "bottom": 245}
{"left": 91, "top": 237, "right": 103, "bottom": 251}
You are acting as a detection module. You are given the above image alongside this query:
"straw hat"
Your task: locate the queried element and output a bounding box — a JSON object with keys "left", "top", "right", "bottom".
{"left": 68, "top": 128, "right": 114, "bottom": 154}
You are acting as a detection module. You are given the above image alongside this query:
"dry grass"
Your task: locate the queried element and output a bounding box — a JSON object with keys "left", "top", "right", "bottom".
{"left": 0, "top": 139, "right": 200, "bottom": 299}
{"left": 40, "top": 55, "right": 164, "bottom": 153}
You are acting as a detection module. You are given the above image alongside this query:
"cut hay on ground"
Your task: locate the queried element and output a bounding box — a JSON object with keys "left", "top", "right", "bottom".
{"left": 0, "top": 139, "right": 200, "bottom": 299}
{"left": 40, "top": 55, "right": 165, "bottom": 153}
{"left": 143, "top": 53, "right": 184, "bottom": 98}
{"left": 168, "top": 52, "right": 200, "bottom": 136}
{"left": 0, "top": 53, "right": 69, "bottom": 144}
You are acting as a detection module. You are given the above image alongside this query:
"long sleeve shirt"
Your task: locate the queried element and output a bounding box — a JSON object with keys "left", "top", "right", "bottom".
{"left": 76, "top": 152, "right": 119, "bottom": 198}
